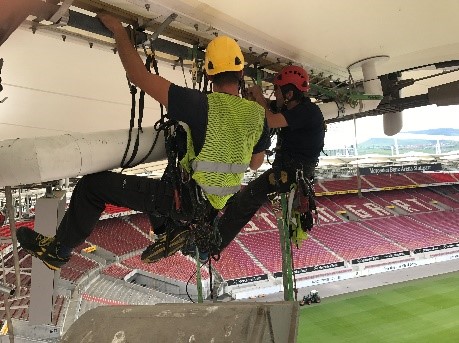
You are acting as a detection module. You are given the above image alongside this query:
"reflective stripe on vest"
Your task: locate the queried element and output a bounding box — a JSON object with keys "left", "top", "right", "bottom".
{"left": 191, "top": 160, "right": 248, "bottom": 174}
{"left": 199, "top": 183, "right": 241, "bottom": 196}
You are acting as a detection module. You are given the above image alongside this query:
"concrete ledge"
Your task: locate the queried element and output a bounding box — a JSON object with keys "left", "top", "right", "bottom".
{"left": 62, "top": 301, "right": 299, "bottom": 342}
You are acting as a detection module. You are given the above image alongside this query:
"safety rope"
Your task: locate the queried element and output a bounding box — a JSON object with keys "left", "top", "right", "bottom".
{"left": 178, "top": 57, "right": 188, "bottom": 89}
{"left": 120, "top": 37, "right": 153, "bottom": 169}
{"left": 121, "top": 43, "right": 169, "bottom": 169}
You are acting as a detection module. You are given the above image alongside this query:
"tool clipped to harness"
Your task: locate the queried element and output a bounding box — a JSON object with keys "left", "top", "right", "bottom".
{"left": 288, "top": 169, "right": 318, "bottom": 247}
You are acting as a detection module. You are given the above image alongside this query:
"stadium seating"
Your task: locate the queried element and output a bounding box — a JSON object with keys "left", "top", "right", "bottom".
{"left": 291, "top": 237, "right": 342, "bottom": 268}
{"left": 122, "top": 253, "right": 210, "bottom": 284}
{"left": 410, "top": 211, "right": 459, "bottom": 239}
{"left": 368, "top": 190, "right": 436, "bottom": 213}
{"left": 328, "top": 194, "right": 393, "bottom": 219}
{"left": 430, "top": 186, "right": 459, "bottom": 205}
{"left": 313, "top": 181, "right": 328, "bottom": 193}
{"left": 0, "top": 220, "right": 34, "bottom": 238}
{"left": 318, "top": 176, "right": 373, "bottom": 193}
{"left": 244, "top": 205, "right": 278, "bottom": 233}
{"left": 315, "top": 197, "right": 346, "bottom": 215}
{"left": 235, "top": 231, "right": 284, "bottom": 273}
{"left": 362, "top": 173, "right": 416, "bottom": 188}
{"left": 238, "top": 231, "right": 342, "bottom": 273}
{"left": 311, "top": 222, "right": 401, "bottom": 260}
{"left": 86, "top": 218, "right": 152, "bottom": 256}
{"left": 212, "top": 240, "right": 265, "bottom": 281}
{"left": 404, "top": 172, "right": 438, "bottom": 185}
{"left": 102, "top": 264, "right": 133, "bottom": 280}
{"left": 60, "top": 253, "right": 99, "bottom": 283}
{"left": 428, "top": 173, "right": 458, "bottom": 183}
{"left": 410, "top": 188, "right": 459, "bottom": 209}
{"left": 363, "top": 216, "right": 456, "bottom": 250}
{"left": 127, "top": 213, "right": 153, "bottom": 235}
{"left": 102, "top": 204, "right": 132, "bottom": 215}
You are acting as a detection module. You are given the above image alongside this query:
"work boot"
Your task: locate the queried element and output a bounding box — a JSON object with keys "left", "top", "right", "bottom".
{"left": 141, "top": 225, "right": 190, "bottom": 263}
{"left": 16, "top": 227, "right": 71, "bottom": 271}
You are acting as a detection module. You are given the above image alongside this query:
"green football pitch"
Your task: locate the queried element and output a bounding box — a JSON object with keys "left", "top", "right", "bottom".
{"left": 297, "top": 271, "right": 459, "bottom": 343}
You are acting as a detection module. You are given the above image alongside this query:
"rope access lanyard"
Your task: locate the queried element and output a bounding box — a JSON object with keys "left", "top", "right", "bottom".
{"left": 120, "top": 39, "right": 169, "bottom": 169}
{"left": 120, "top": 52, "right": 152, "bottom": 169}
{"left": 179, "top": 57, "right": 188, "bottom": 88}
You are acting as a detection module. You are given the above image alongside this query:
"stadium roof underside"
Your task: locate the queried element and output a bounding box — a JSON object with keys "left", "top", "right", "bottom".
{"left": 2, "top": 0, "right": 459, "bottom": 126}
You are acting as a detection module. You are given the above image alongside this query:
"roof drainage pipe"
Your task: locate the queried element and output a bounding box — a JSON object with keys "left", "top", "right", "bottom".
{"left": 0, "top": 127, "right": 167, "bottom": 188}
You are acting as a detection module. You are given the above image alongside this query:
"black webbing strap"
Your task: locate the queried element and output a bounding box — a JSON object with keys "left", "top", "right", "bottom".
{"left": 134, "top": 53, "right": 169, "bottom": 167}
{"left": 179, "top": 57, "right": 188, "bottom": 88}
{"left": 120, "top": 50, "right": 170, "bottom": 169}
{"left": 120, "top": 82, "right": 138, "bottom": 169}
{"left": 121, "top": 54, "right": 153, "bottom": 169}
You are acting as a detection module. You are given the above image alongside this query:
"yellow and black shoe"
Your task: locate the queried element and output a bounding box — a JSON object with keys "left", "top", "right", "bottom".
{"left": 16, "top": 227, "right": 70, "bottom": 271}
{"left": 141, "top": 226, "right": 190, "bottom": 263}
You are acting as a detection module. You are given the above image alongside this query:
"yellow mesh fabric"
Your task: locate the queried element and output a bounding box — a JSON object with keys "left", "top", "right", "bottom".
{"left": 181, "top": 92, "right": 265, "bottom": 209}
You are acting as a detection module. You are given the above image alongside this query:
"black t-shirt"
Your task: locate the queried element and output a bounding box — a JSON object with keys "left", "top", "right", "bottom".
{"left": 168, "top": 84, "right": 270, "bottom": 155}
{"left": 270, "top": 98, "right": 325, "bottom": 164}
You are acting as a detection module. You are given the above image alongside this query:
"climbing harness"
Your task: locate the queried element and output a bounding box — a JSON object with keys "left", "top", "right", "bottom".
{"left": 160, "top": 122, "right": 222, "bottom": 303}
{"left": 156, "top": 121, "right": 222, "bottom": 261}
{"left": 288, "top": 169, "right": 318, "bottom": 247}
{"left": 268, "top": 166, "right": 319, "bottom": 301}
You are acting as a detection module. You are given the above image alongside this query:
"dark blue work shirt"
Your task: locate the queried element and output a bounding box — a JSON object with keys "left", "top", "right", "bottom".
{"left": 270, "top": 98, "right": 325, "bottom": 164}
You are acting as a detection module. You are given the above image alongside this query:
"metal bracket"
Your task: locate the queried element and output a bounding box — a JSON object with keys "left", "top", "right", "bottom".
{"left": 142, "top": 13, "right": 178, "bottom": 45}
{"left": 48, "top": 0, "right": 75, "bottom": 26}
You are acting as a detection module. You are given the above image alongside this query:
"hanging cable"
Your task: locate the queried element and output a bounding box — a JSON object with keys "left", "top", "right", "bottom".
{"left": 120, "top": 44, "right": 168, "bottom": 169}
{"left": 178, "top": 57, "right": 188, "bottom": 88}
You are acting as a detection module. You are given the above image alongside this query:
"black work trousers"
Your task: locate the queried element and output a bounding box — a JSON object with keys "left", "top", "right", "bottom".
{"left": 55, "top": 171, "right": 170, "bottom": 248}
{"left": 217, "top": 163, "right": 316, "bottom": 252}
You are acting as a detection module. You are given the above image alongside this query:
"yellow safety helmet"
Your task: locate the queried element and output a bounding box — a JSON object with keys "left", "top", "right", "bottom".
{"left": 205, "top": 36, "right": 244, "bottom": 75}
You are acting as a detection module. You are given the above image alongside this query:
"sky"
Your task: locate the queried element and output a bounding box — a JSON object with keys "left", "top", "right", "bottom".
{"left": 324, "top": 105, "right": 459, "bottom": 149}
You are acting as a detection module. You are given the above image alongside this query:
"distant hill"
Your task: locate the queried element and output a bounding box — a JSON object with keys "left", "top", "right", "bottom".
{"left": 359, "top": 137, "right": 435, "bottom": 147}
{"left": 404, "top": 128, "right": 459, "bottom": 136}
{"left": 359, "top": 128, "right": 459, "bottom": 147}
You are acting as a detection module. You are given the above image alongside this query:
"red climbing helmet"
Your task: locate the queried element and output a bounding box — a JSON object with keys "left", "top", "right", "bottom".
{"left": 273, "top": 65, "right": 310, "bottom": 92}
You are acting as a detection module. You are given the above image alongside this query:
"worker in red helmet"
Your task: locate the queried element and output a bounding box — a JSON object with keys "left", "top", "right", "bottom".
{"left": 184, "top": 65, "right": 325, "bottom": 260}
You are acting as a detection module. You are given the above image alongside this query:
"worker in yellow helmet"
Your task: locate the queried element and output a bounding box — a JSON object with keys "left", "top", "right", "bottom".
{"left": 17, "top": 13, "right": 269, "bottom": 269}
{"left": 184, "top": 65, "right": 325, "bottom": 261}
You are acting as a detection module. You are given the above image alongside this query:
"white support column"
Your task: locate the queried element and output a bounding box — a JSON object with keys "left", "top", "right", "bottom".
{"left": 29, "top": 190, "right": 66, "bottom": 325}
